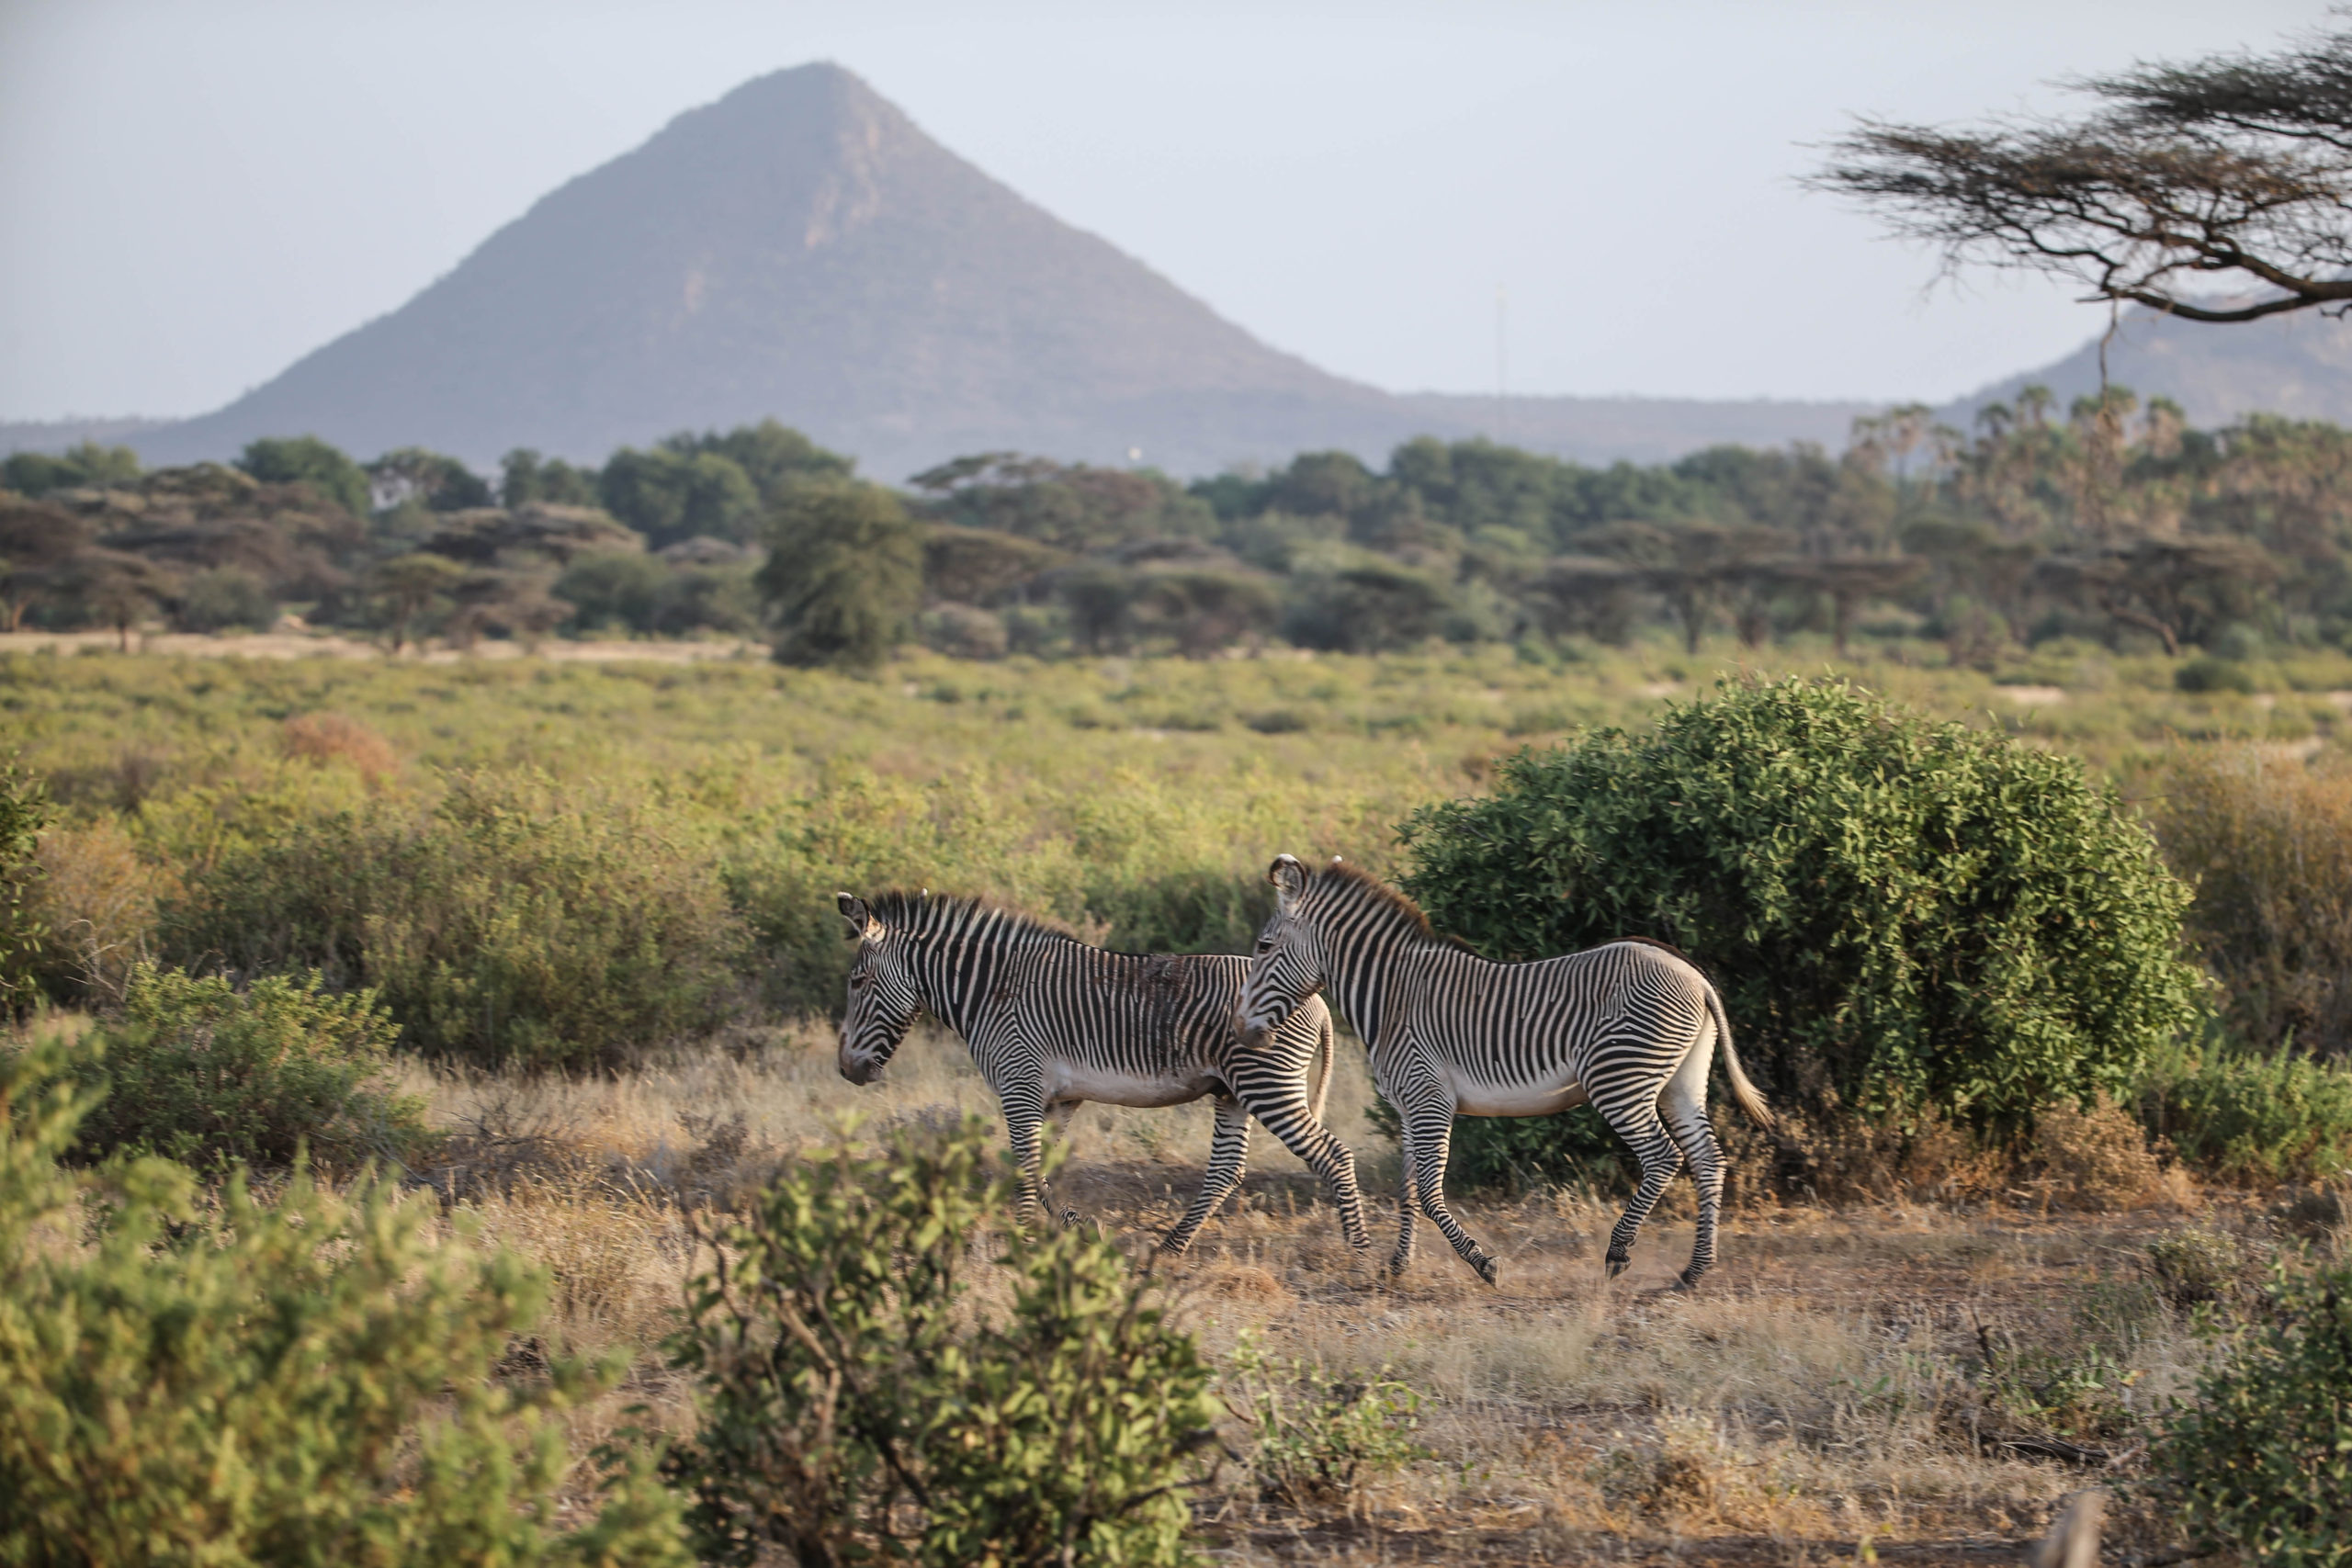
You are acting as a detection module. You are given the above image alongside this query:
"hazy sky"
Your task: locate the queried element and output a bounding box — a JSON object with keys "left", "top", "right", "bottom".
{"left": 0, "top": 0, "right": 2335, "bottom": 423}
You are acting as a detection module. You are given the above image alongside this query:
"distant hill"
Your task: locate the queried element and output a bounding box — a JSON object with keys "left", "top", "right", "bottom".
{"left": 1946, "top": 299, "right": 2352, "bottom": 430}
{"left": 89, "top": 64, "right": 1868, "bottom": 482}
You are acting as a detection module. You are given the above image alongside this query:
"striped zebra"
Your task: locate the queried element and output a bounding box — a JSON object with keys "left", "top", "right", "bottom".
{"left": 834, "top": 890, "right": 1371, "bottom": 1254}
{"left": 1236, "top": 855, "right": 1774, "bottom": 1290}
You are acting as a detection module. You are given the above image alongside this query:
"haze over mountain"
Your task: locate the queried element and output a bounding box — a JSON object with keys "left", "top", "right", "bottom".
{"left": 85, "top": 64, "right": 1863, "bottom": 481}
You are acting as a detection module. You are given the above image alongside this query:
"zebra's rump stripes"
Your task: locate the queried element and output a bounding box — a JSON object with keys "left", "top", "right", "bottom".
{"left": 835, "top": 889, "right": 1369, "bottom": 1253}
{"left": 1237, "top": 855, "right": 1773, "bottom": 1290}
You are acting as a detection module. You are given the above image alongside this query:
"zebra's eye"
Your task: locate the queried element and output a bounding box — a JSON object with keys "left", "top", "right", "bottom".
{"left": 1254, "top": 935, "right": 1274, "bottom": 953}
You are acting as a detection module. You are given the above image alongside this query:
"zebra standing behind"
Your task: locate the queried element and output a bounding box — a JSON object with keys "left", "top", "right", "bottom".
{"left": 1236, "top": 855, "right": 1773, "bottom": 1290}
{"left": 834, "top": 890, "right": 1371, "bottom": 1254}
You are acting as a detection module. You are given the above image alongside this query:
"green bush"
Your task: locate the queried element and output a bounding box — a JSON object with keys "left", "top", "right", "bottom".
{"left": 1221, "top": 1331, "right": 1430, "bottom": 1515}
{"left": 1397, "top": 678, "right": 2204, "bottom": 1168}
{"left": 0, "top": 1040, "right": 686, "bottom": 1566}
{"left": 2153, "top": 750, "right": 2352, "bottom": 1056}
{"left": 2134, "top": 1031, "right": 2352, "bottom": 1186}
{"left": 0, "top": 760, "right": 46, "bottom": 1012}
{"left": 64, "top": 962, "right": 430, "bottom": 1170}
{"left": 663, "top": 1116, "right": 1216, "bottom": 1568}
{"left": 164, "top": 772, "right": 749, "bottom": 1068}
{"left": 2154, "top": 1256, "right": 2352, "bottom": 1566}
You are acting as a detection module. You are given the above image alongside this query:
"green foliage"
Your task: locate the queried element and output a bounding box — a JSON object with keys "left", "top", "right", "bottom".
{"left": 0, "top": 760, "right": 47, "bottom": 1012}
{"left": 64, "top": 963, "right": 429, "bottom": 1170}
{"left": 1398, "top": 678, "right": 2205, "bottom": 1145}
{"left": 236, "top": 434, "right": 370, "bottom": 517}
{"left": 663, "top": 1116, "right": 1216, "bottom": 1568}
{"left": 0, "top": 1040, "right": 687, "bottom": 1567}
{"left": 175, "top": 563, "right": 278, "bottom": 633}
{"left": 664, "top": 420, "right": 854, "bottom": 506}
{"left": 162, "top": 773, "right": 748, "bottom": 1069}
{"left": 500, "top": 448, "right": 601, "bottom": 508}
{"left": 2154, "top": 750, "right": 2352, "bottom": 1056}
{"left": 759, "top": 481, "right": 924, "bottom": 670}
{"left": 2154, "top": 1257, "right": 2352, "bottom": 1567}
{"left": 2134, "top": 1032, "right": 2352, "bottom": 1185}
{"left": 367, "top": 446, "right": 495, "bottom": 512}
{"left": 600, "top": 446, "right": 763, "bottom": 550}
{"left": 1221, "top": 1331, "right": 1429, "bottom": 1514}
{"left": 0, "top": 441, "right": 141, "bottom": 499}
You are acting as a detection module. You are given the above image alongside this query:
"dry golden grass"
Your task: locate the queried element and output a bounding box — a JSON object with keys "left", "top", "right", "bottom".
{"left": 390, "top": 1032, "right": 2290, "bottom": 1565}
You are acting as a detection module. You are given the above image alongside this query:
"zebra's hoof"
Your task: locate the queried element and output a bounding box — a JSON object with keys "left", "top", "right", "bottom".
{"left": 1673, "top": 1269, "right": 1706, "bottom": 1292}
{"left": 1604, "top": 1249, "right": 1630, "bottom": 1280}
{"left": 1057, "top": 1207, "right": 1082, "bottom": 1228}
{"left": 1473, "top": 1255, "right": 1498, "bottom": 1287}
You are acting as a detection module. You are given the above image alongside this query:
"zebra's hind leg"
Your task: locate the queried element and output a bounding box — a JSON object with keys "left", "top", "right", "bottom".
{"left": 1388, "top": 1117, "right": 1419, "bottom": 1279}
{"left": 1657, "top": 1013, "right": 1729, "bottom": 1288}
{"left": 1403, "top": 1107, "right": 1500, "bottom": 1287}
{"left": 1162, "top": 1096, "right": 1249, "bottom": 1254}
{"left": 1598, "top": 1095, "right": 1685, "bottom": 1280}
{"left": 1046, "top": 1099, "right": 1086, "bottom": 1227}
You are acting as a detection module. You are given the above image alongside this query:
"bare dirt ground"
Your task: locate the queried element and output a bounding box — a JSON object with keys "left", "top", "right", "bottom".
{"left": 409, "top": 1029, "right": 2278, "bottom": 1565}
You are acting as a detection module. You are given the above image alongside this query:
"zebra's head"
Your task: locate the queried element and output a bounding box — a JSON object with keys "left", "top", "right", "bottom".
{"left": 1238, "top": 853, "right": 1328, "bottom": 1047}
{"left": 836, "top": 892, "right": 921, "bottom": 1085}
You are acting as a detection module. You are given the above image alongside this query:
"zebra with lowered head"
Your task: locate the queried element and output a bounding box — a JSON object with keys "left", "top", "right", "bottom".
{"left": 1236, "top": 855, "right": 1773, "bottom": 1290}
{"left": 834, "top": 890, "right": 1371, "bottom": 1254}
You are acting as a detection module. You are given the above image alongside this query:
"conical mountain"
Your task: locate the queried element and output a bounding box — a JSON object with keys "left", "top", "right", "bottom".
{"left": 133, "top": 63, "right": 1428, "bottom": 479}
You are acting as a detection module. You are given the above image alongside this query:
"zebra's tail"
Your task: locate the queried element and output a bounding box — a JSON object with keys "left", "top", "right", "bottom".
{"left": 1308, "top": 1010, "right": 1335, "bottom": 1124}
{"left": 1705, "top": 985, "right": 1775, "bottom": 1130}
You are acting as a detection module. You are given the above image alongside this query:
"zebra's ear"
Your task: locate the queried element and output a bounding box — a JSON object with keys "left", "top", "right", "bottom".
{"left": 836, "top": 893, "right": 874, "bottom": 941}
{"left": 1268, "top": 854, "right": 1306, "bottom": 905}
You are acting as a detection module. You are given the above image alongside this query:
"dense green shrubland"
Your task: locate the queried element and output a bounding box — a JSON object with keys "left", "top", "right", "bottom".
{"left": 2154, "top": 1254, "right": 2352, "bottom": 1566}
{"left": 664, "top": 1116, "right": 1215, "bottom": 1567}
{"left": 0, "top": 1042, "right": 686, "bottom": 1566}
{"left": 161, "top": 772, "right": 752, "bottom": 1070}
{"left": 62, "top": 963, "right": 430, "bottom": 1170}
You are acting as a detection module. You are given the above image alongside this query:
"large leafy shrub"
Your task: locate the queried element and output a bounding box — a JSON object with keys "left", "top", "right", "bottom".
{"left": 2153, "top": 1256, "right": 2352, "bottom": 1566}
{"left": 663, "top": 1116, "right": 1216, "bottom": 1568}
{"left": 64, "top": 962, "right": 429, "bottom": 1170}
{"left": 0, "top": 1042, "right": 686, "bottom": 1566}
{"left": 164, "top": 772, "right": 748, "bottom": 1068}
{"left": 1397, "top": 678, "right": 2202, "bottom": 1167}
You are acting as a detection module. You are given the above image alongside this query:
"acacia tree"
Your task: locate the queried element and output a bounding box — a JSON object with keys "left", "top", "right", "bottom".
{"left": 1815, "top": 22, "right": 2352, "bottom": 322}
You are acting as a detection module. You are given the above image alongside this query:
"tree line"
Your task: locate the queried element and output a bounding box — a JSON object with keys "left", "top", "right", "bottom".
{"left": 5, "top": 393, "right": 2351, "bottom": 667}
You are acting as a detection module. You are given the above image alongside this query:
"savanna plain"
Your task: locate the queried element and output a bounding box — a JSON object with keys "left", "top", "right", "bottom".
{"left": 7, "top": 633, "right": 2352, "bottom": 1566}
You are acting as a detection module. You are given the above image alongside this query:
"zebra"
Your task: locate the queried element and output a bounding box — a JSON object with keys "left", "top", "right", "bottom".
{"left": 1235, "top": 855, "right": 1774, "bottom": 1291}
{"left": 834, "top": 889, "right": 1371, "bottom": 1254}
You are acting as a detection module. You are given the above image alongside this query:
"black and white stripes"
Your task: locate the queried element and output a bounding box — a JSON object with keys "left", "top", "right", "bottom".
{"left": 835, "top": 890, "right": 1370, "bottom": 1253}
{"left": 1237, "top": 855, "right": 1773, "bottom": 1290}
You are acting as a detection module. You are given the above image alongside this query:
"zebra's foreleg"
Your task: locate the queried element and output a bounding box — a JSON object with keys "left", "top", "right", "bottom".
{"left": 1599, "top": 1096, "right": 1685, "bottom": 1280}
{"left": 1161, "top": 1096, "right": 1250, "bottom": 1254}
{"left": 1239, "top": 1090, "right": 1370, "bottom": 1251}
{"left": 1403, "top": 1108, "right": 1499, "bottom": 1286}
{"left": 1000, "top": 1084, "right": 1051, "bottom": 1232}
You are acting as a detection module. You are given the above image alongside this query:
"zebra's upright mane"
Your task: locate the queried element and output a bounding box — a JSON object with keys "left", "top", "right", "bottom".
{"left": 1308, "top": 862, "right": 1474, "bottom": 952}
{"left": 867, "top": 890, "right": 1084, "bottom": 948}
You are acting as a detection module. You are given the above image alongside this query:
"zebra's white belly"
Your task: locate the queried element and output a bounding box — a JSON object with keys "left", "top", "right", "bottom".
{"left": 1046, "top": 1062, "right": 1216, "bottom": 1109}
{"left": 1452, "top": 1070, "right": 1589, "bottom": 1118}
